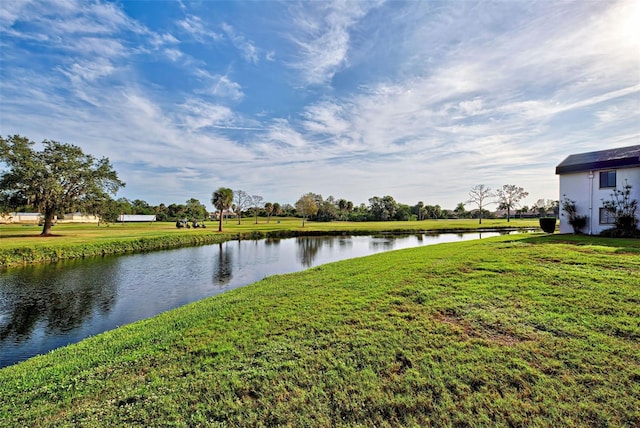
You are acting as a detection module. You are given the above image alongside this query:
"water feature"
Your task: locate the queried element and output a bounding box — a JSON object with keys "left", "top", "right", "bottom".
{"left": 0, "top": 231, "right": 523, "bottom": 367}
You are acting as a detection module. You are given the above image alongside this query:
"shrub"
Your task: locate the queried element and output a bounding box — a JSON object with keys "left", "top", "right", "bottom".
{"left": 569, "top": 214, "right": 588, "bottom": 234}
{"left": 539, "top": 217, "right": 556, "bottom": 233}
{"left": 561, "top": 196, "right": 587, "bottom": 234}
{"left": 599, "top": 227, "right": 640, "bottom": 238}
{"left": 601, "top": 180, "right": 639, "bottom": 237}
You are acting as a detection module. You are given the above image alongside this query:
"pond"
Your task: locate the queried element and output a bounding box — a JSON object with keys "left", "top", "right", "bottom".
{"left": 0, "top": 231, "right": 523, "bottom": 368}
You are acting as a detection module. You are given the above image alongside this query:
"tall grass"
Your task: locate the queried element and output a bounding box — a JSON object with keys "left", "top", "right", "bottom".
{"left": 1, "top": 234, "right": 638, "bottom": 426}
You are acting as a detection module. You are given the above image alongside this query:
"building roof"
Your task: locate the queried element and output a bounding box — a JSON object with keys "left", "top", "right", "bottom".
{"left": 555, "top": 145, "right": 640, "bottom": 175}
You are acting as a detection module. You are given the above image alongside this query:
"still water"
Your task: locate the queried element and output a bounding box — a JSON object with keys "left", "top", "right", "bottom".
{"left": 1, "top": 231, "right": 517, "bottom": 367}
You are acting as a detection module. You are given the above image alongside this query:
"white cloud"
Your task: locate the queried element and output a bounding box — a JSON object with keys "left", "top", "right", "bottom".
{"left": 67, "top": 36, "right": 128, "bottom": 58}
{"left": 151, "top": 32, "right": 179, "bottom": 47}
{"left": 194, "top": 69, "right": 244, "bottom": 101}
{"left": 178, "top": 99, "right": 235, "bottom": 130}
{"left": 221, "top": 22, "right": 259, "bottom": 64}
{"left": 264, "top": 119, "right": 309, "bottom": 150}
{"left": 285, "top": 1, "right": 380, "bottom": 86}
{"left": 164, "top": 48, "right": 183, "bottom": 62}
{"left": 594, "top": 97, "right": 640, "bottom": 128}
{"left": 59, "top": 59, "right": 116, "bottom": 83}
{"left": 210, "top": 75, "right": 244, "bottom": 101}
{"left": 178, "top": 15, "right": 223, "bottom": 43}
{"left": 458, "top": 99, "right": 484, "bottom": 116}
{"left": 302, "top": 101, "right": 350, "bottom": 135}
{"left": 0, "top": 0, "right": 34, "bottom": 29}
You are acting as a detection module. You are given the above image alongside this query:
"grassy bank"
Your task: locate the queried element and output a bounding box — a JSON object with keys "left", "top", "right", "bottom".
{"left": 0, "top": 218, "right": 539, "bottom": 267}
{"left": 1, "top": 234, "right": 638, "bottom": 426}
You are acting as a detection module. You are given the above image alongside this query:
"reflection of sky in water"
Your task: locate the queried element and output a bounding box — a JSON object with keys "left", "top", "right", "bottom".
{"left": 0, "top": 231, "right": 517, "bottom": 367}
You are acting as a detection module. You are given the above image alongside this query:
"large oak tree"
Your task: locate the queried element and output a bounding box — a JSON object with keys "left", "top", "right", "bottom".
{"left": 0, "top": 135, "right": 124, "bottom": 236}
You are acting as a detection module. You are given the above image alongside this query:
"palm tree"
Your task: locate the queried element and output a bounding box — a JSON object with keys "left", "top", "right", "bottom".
{"left": 454, "top": 202, "right": 466, "bottom": 218}
{"left": 272, "top": 202, "right": 282, "bottom": 221}
{"left": 264, "top": 202, "right": 274, "bottom": 223}
{"left": 416, "top": 201, "right": 425, "bottom": 221}
{"left": 211, "top": 188, "right": 234, "bottom": 232}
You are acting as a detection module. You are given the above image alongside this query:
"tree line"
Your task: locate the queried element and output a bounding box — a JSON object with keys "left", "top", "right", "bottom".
{"left": 2, "top": 135, "right": 556, "bottom": 236}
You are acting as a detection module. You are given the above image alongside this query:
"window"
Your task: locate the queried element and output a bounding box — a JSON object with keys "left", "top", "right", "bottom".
{"left": 599, "top": 207, "right": 615, "bottom": 224}
{"left": 599, "top": 171, "right": 616, "bottom": 188}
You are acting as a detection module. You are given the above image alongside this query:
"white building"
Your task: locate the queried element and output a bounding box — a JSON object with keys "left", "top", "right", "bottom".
{"left": 0, "top": 212, "right": 43, "bottom": 224}
{"left": 0, "top": 212, "right": 100, "bottom": 224}
{"left": 556, "top": 145, "right": 640, "bottom": 235}
{"left": 117, "top": 214, "right": 156, "bottom": 222}
{"left": 59, "top": 212, "right": 100, "bottom": 223}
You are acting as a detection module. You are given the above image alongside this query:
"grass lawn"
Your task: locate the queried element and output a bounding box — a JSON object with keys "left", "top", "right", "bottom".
{"left": 1, "top": 233, "right": 638, "bottom": 426}
{"left": 0, "top": 218, "right": 540, "bottom": 267}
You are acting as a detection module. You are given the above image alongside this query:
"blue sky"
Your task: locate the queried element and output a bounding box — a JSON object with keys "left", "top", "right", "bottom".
{"left": 1, "top": 0, "right": 638, "bottom": 210}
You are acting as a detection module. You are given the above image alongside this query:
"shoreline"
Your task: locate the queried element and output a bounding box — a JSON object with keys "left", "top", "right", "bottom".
{"left": 0, "top": 222, "right": 540, "bottom": 268}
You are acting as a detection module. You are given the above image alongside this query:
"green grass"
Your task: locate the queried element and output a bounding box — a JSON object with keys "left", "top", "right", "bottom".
{"left": 0, "top": 218, "right": 540, "bottom": 267}
{"left": 1, "top": 233, "right": 638, "bottom": 427}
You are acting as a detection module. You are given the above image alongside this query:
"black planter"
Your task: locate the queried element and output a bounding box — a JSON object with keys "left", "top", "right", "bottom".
{"left": 539, "top": 217, "right": 557, "bottom": 233}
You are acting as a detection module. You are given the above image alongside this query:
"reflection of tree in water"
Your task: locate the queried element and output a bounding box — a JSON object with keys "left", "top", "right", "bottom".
{"left": 213, "top": 242, "right": 233, "bottom": 286}
{"left": 296, "top": 236, "right": 335, "bottom": 267}
{"left": 0, "top": 258, "right": 118, "bottom": 343}
{"left": 368, "top": 236, "right": 396, "bottom": 251}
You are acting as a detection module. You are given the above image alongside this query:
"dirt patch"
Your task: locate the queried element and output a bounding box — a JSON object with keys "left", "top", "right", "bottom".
{"left": 433, "top": 312, "right": 526, "bottom": 346}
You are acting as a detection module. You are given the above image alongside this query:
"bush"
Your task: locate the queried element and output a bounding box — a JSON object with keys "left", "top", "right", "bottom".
{"left": 599, "top": 227, "right": 640, "bottom": 238}
{"left": 602, "top": 180, "right": 639, "bottom": 235}
{"left": 561, "top": 196, "right": 587, "bottom": 234}
{"left": 539, "top": 217, "right": 556, "bottom": 233}
{"left": 568, "top": 215, "right": 588, "bottom": 234}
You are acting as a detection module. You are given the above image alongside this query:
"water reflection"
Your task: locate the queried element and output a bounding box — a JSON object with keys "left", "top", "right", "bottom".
{"left": 265, "top": 238, "right": 281, "bottom": 246}
{"left": 0, "top": 258, "right": 118, "bottom": 343}
{"left": 368, "top": 236, "right": 396, "bottom": 251}
{"left": 213, "top": 243, "right": 233, "bottom": 285}
{"left": 296, "top": 236, "right": 327, "bottom": 267}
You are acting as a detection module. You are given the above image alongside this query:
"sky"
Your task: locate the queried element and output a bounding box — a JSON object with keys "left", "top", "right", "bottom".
{"left": 1, "top": 0, "right": 639, "bottom": 211}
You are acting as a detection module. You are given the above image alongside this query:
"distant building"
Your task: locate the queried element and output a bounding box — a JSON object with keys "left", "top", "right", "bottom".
{"left": 58, "top": 212, "right": 99, "bottom": 223}
{"left": 1, "top": 212, "right": 101, "bottom": 224}
{"left": 0, "top": 212, "right": 43, "bottom": 224}
{"left": 117, "top": 214, "right": 157, "bottom": 222}
{"left": 556, "top": 145, "right": 640, "bottom": 235}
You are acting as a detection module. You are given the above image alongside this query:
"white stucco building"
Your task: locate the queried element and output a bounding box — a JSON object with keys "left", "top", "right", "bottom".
{"left": 59, "top": 212, "right": 100, "bottom": 223}
{"left": 556, "top": 145, "right": 640, "bottom": 235}
{"left": 0, "top": 212, "right": 42, "bottom": 224}
{"left": 117, "top": 214, "right": 156, "bottom": 222}
{"left": 0, "top": 212, "right": 100, "bottom": 224}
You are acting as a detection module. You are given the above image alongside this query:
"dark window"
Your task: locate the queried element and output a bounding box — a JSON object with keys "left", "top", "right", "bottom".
{"left": 599, "top": 207, "right": 615, "bottom": 224}
{"left": 599, "top": 171, "right": 616, "bottom": 188}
